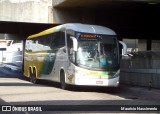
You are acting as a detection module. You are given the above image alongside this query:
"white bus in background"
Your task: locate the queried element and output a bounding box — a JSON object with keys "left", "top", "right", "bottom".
{"left": 2, "top": 40, "right": 23, "bottom": 70}
{"left": 0, "top": 40, "right": 7, "bottom": 63}
{"left": 7, "top": 40, "right": 22, "bottom": 52}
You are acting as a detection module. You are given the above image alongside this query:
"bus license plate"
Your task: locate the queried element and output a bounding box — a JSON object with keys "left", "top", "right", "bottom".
{"left": 96, "top": 81, "right": 103, "bottom": 84}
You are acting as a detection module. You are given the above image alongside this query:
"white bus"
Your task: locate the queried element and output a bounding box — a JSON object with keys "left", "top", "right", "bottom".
{"left": 24, "top": 23, "right": 122, "bottom": 89}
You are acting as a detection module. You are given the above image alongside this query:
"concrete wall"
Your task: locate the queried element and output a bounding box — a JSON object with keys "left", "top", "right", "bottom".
{"left": 0, "top": 0, "right": 52, "bottom": 23}
{"left": 152, "top": 40, "right": 160, "bottom": 51}
{"left": 52, "top": 0, "right": 64, "bottom": 7}
{"left": 120, "top": 52, "right": 160, "bottom": 89}
{"left": 138, "top": 39, "right": 147, "bottom": 51}
{"left": 0, "top": 0, "right": 96, "bottom": 24}
{"left": 138, "top": 39, "right": 160, "bottom": 51}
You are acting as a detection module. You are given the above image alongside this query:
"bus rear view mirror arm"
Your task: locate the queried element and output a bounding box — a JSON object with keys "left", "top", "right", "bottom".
{"left": 70, "top": 36, "right": 78, "bottom": 51}
{"left": 119, "top": 41, "right": 127, "bottom": 55}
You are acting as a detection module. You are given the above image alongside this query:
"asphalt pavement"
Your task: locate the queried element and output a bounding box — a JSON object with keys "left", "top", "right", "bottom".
{"left": 0, "top": 64, "right": 160, "bottom": 113}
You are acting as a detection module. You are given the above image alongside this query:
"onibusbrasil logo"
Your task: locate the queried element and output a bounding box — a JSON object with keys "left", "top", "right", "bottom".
{"left": 1, "top": 106, "right": 42, "bottom": 112}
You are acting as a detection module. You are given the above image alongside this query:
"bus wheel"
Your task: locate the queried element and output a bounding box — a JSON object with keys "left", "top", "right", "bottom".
{"left": 32, "top": 68, "right": 37, "bottom": 84}
{"left": 29, "top": 68, "right": 33, "bottom": 83}
{"left": 60, "top": 70, "right": 68, "bottom": 90}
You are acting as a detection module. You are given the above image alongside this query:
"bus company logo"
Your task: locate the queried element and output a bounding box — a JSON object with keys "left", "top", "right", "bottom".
{"left": 1, "top": 106, "right": 42, "bottom": 112}
{"left": 2, "top": 106, "right": 11, "bottom": 111}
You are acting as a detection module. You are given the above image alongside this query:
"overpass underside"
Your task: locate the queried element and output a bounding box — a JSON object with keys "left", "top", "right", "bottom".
{"left": 0, "top": 0, "right": 159, "bottom": 46}
{"left": 52, "top": 0, "right": 160, "bottom": 39}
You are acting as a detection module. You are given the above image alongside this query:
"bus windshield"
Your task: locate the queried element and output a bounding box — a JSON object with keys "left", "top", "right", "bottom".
{"left": 76, "top": 35, "right": 119, "bottom": 71}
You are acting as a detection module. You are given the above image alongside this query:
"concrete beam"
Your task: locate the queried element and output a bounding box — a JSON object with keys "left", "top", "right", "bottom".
{"left": 0, "top": 21, "right": 57, "bottom": 36}
{"left": 0, "top": 34, "right": 23, "bottom": 40}
{"left": 53, "top": 0, "right": 160, "bottom": 8}
{"left": 0, "top": 0, "right": 52, "bottom": 23}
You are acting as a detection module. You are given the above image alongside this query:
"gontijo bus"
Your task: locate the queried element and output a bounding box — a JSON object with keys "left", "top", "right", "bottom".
{"left": 24, "top": 23, "right": 122, "bottom": 89}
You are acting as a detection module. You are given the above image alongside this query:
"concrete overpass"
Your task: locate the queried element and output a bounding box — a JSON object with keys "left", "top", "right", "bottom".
{"left": 52, "top": 0, "right": 160, "bottom": 38}
{"left": 0, "top": 0, "right": 159, "bottom": 50}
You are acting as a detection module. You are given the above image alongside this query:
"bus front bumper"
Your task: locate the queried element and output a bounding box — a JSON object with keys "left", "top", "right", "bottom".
{"left": 74, "top": 74, "right": 119, "bottom": 87}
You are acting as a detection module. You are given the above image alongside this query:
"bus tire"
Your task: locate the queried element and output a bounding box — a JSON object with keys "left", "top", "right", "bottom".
{"left": 60, "top": 70, "right": 68, "bottom": 90}
{"left": 29, "top": 68, "right": 33, "bottom": 82}
{"left": 32, "top": 68, "right": 37, "bottom": 84}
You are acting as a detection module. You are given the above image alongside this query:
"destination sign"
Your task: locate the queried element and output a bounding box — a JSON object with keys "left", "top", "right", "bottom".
{"left": 79, "top": 34, "right": 98, "bottom": 40}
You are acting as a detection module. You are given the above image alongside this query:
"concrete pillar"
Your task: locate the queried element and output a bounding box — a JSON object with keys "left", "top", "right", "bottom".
{"left": 151, "top": 40, "right": 160, "bottom": 51}
{"left": 138, "top": 39, "right": 147, "bottom": 51}
{"left": 138, "top": 39, "right": 160, "bottom": 51}
{"left": 147, "top": 39, "right": 151, "bottom": 51}
{"left": 48, "top": 6, "right": 54, "bottom": 23}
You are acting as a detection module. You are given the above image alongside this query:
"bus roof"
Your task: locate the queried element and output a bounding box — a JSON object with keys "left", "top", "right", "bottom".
{"left": 28, "top": 23, "right": 116, "bottom": 39}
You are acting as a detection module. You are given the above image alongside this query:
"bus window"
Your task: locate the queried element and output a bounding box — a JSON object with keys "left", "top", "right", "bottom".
{"left": 58, "top": 32, "right": 65, "bottom": 47}
{"left": 67, "top": 34, "right": 75, "bottom": 63}
{"left": 50, "top": 32, "right": 65, "bottom": 49}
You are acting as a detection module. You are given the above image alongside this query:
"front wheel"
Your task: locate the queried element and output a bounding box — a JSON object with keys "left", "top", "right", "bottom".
{"left": 60, "top": 70, "right": 68, "bottom": 90}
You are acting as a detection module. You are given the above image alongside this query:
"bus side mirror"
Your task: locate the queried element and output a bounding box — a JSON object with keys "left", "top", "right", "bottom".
{"left": 119, "top": 41, "right": 127, "bottom": 56}
{"left": 70, "top": 36, "right": 78, "bottom": 51}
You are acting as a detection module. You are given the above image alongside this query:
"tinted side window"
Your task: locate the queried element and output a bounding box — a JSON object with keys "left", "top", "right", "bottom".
{"left": 49, "top": 32, "right": 65, "bottom": 49}
{"left": 26, "top": 32, "right": 65, "bottom": 52}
